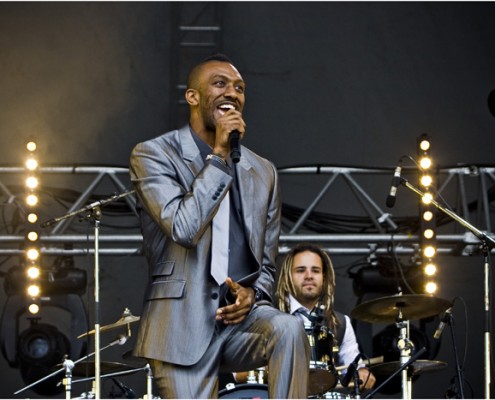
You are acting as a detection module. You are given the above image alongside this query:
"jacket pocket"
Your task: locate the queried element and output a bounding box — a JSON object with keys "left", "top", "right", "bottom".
{"left": 148, "top": 279, "right": 186, "bottom": 300}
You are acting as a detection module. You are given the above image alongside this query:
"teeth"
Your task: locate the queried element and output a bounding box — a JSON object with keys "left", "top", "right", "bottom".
{"left": 218, "top": 104, "right": 235, "bottom": 110}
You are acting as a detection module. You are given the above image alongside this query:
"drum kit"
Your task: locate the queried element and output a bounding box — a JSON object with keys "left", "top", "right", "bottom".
{"left": 14, "top": 308, "right": 155, "bottom": 399}
{"left": 220, "top": 292, "right": 452, "bottom": 400}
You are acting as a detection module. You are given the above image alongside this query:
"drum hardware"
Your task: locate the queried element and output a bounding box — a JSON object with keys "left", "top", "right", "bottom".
{"left": 351, "top": 292, "right": 451, "bottom": 399}
{"left": 219, "top": 383, "right": 268, "bottom": 399}
{"left": 246, "top": 367, "right": 266, "bottom": 384}
{"left": 14, "top": 333, "right": 130, "bottom": 398}
{"left": 40, "top": 190, "right": 136, "bottom": 399}
{"left": 78, "top": 308, "right": 140, "bottom": 339}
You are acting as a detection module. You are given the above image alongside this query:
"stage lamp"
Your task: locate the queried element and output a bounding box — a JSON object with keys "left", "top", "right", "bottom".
{"left": 422, "top": 193, "right": 433, "bottom": 205}
{"left": 25, "top": 158, "right": 38, "bottom": 171}
{"left": 418, "top": 137, "right": 431, "bottom": 152}
{"left": 28, "top": 303, "right": 40, "bottom": 315}
{"left": 420, "top": 175, "right": 433, "bottom": 187}
{"left": 26, "top": 248, "right": 40, "bottom": 261}
{"left": 424, "top": 245, "right": 436, "bottom": 258}
{"left": 419, "top": 157, "right": 432, "bottom": 170}
{"left": 26, "top": 193, "right": 38, "bottom": 206}
{"left": 27, "top": 284, "right": 40, "bottom": 297}
{"left": 26, "top": 140, "right": 37, "bottom": 152}
{"left": 17, "top": 321, "right": 70, "bottom": 396}
{"left": 25, "top": 176, "right": 39, "bottom": 190}
{"left": 425, "top": 281, "right": 437, "bottom": 294}
{"left": 424, "top": 263, "right": 437, "bottom": 276}
{"left": 423, "top": 228, "right": 435, "bottom": 239}
{"left": 27, "top": 213, "right": 38, "bottom": 223}
{"left": 423, "top": 210, "right": 433, "bottom": 222}
{"left": 27, "top": 265, "right": 41, "bottom": 279}
{"left": 27, "top": 231, "right": 39, "bottom": 242}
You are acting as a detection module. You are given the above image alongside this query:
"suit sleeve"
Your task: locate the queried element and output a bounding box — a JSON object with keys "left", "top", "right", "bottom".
{"left": 129, "top": 137, "right": 233, "bottom": 248}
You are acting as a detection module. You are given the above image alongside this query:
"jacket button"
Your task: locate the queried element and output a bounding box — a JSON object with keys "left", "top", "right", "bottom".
{"left": 211, "top": 293, "right": 219, "bottom": 300}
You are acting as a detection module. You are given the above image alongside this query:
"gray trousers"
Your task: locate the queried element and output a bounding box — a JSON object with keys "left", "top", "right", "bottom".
{"left": 150, "top": 304, "right": 310, "bottom": 398}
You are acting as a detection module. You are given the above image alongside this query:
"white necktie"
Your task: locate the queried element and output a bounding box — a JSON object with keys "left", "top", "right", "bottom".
{"left": 211, "top": 191, "right": 230, "bottom": 285}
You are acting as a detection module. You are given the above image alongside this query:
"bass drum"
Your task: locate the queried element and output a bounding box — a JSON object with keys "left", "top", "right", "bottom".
{"left": 219, "top": 383, "right": 268, "bottom": 399}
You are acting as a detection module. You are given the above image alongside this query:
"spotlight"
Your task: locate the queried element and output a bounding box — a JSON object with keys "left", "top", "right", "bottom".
{"left": 26, "top": 141, "right": 37, "bottom": 152}
{"left": 25, "top": 158, "right": 38, "bottom": 171}
{"left": 26, "top": 248, "right": 40, "bottom": 261}
{"left": 423, "top": 210, "right": 433, "bottom": 222}
{"left": 17, "top": 321, "right": 70, "bottom": 396}
{"left": 420, "top": 175, "right": 433, "bottom": 187}
{"left": 27, "top": 213, "right": 38, "bottom": 223}
{"left": 26, "top": 194, "right": 38, "bottom": 207}
{"left": 423, "top": 228, "right": 435, "bottom": 239}
{"left": 27, "top": 231, "right": 39, "bottom": 242}
{"left": 25, "top": 176, "right": 39, "bottom": 189}
{"left": 424, "top": 263, "right": 437, "bottom": 276}
{"left": 27, "top": 284, "right": 40, "bottom": 297}
{"left": 424, "top": 246, "right": 436, "bottom": 258}
{"left": 27, "top": 266, "right": 40, "bottom": 279}
{"left": 425, "top": 281, "right": 437, "bottom": 294}
{"left": 419, "top": 157, "right": 432, "bottom": 170}
{"left": 422, "top": 193, "right": 433, "bottom": 205}
{"left": 28, "top": 303, "right": 40, "bottom": 315}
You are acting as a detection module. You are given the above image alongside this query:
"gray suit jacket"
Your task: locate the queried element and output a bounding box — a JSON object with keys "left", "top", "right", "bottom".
{"left": 129, "top": 126, "right": 281, "bottom": 366}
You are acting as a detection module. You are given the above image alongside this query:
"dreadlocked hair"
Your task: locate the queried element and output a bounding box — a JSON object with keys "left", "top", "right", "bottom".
{"left": 276, "top": 243, "right": 340, "bottom": 331}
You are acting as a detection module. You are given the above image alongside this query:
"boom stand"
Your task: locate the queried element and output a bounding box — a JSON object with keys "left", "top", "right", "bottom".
{"left": 40, "top": 190, "right": 135, "bottom": 399}
{"left": 400, "top": 178, "right": 495, "bottom": 399}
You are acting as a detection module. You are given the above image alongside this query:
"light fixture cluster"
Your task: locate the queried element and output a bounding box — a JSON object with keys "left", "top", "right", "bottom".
{"left": 417, "top": 133, "right": 438, "bottom": 294}
{"left": 24, "top": 137, "right": 42, "bottom": 314}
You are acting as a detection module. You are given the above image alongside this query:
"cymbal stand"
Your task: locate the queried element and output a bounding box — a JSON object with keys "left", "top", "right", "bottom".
{"left": 446, "top": 311, "right": 465, "bottom": 398}
{"left": 364, "top": 347, "right": 426, "bottom": 399}
{"left": 14, "top": 335, "right": 127, "bottom": 397}
{"left": 63, "top": 358, "right": 75, "bottom": 400}
{"left": 400, "top": 178, "right": 495, "bottom": 399}
{"left": 40, "top": 190, "right": 136, "bottom": 400}
{"left": 144, "top": 364, "right": 154, "bottom": 400}
{"left": 396, "top": 313, "right": 414, "bottom": 400}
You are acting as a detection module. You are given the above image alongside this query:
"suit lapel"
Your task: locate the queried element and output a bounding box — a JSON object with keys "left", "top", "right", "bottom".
{"left": 178, "top": 125, "right": 204, "bottom": 177}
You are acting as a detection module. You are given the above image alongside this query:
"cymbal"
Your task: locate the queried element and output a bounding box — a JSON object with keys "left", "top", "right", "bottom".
{"left": 308, "top": 368, "right": 337, "bottom": 396}
{"left": 78, "top": 308, "right": 140, "bottom": 339}
{"left": 351, "top": 294, "right": 452, "bottom": 323}
{"left": 56, "top": 361, "right": 135, "bottom": 376}
{"left": 371, "top": 360, "right": 447, "bottom": 376}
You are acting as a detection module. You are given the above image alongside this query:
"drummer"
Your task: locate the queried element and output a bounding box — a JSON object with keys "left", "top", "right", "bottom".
{"left": 276, "top": 243, "right": 376, "bottom": 391}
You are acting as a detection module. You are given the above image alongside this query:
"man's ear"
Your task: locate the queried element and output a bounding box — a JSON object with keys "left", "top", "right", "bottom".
{"left": 185, "top": 88, "right": 199, "bottom": 106}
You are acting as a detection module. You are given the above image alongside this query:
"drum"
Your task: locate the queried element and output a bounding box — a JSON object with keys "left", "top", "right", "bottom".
{"left": 219, "top": 383, "right": 268, "bottom": 399}
{"left": 305, "top": 322, "right": 337, "bottom": 396}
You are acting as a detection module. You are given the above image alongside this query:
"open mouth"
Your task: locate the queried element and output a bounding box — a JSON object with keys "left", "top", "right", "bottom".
{"left": 217, "top": 103, "right": 237, "bottom": 115}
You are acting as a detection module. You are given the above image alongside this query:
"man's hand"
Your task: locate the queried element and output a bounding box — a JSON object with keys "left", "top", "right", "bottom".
{"left": 358, "top": 367, "right": 376, "bottom": 390}
{"left": 215, "top": 277, "right": 255, "bottom": 325}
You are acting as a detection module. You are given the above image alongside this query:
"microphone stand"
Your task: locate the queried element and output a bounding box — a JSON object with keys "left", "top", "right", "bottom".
{"left": 40, "top": 190, "right": 135, "bottom": 399}
{"left": 446, "top": 311, "right": 465, "bottom": 398}
{"left": 364, "top": 347, "right": 427, "bottom": 399}
{"left": 14, "top": 335, "right": 128, "bottom": 397}
{"left": 399, "top": 178, "right": 495, "bottom": 399}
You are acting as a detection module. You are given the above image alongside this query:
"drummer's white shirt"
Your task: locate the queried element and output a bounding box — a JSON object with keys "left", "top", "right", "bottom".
{"left": 288, "top": 294, "right": 361, "bottom": 369}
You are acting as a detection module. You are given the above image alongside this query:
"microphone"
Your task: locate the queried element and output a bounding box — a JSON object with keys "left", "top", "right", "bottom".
{"left": 385, "top": 162, "right": 403, "bottom": 208}
{"left": 342, "top": 353, "right": 362, "bottom": 387}
{"left": 230, "top": 130, "right": 241, "bottom": 163}
{"left": 112, "top": 378, "right": 136, "bottom": 399}
{"left": 433, "top": 307, "right": 452, "bottom": 340}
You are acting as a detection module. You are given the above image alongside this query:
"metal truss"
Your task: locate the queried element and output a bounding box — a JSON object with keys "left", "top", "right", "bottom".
{"left": 0, "top": 164, "right": 494, "bottom": 258}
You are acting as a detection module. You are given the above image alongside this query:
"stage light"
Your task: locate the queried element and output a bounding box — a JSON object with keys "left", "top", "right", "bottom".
{"left": 28, "top": 303, "right": 40, "bottom": 315}
{"left": 423, "top": 210, "right": 433, "bottom": 221}
{"left": 26, "top": 141, "right": 37, "bottom": 152}
{"left": 425, "top": 281, "right": 437, "bottom": 294}
{"left": 422, "top": 193, "right": 433, "bottom": 205}
{"left": 27, "top": 266, "right": 40, "bottom": 279}
{"left": 26, "top": 248, "right": 40, "bottom": 261}
{"left": 420, "top": 175, "right": 433, "bottom": 187}
{"left": 17, "top": 322, "right": 70, "bottom": 396}
{"left": 419, "top": 157, "right": 432, "bottom": 169}
{"left": 27, "top": 284, "right": 40, "bottom": 297}
{"left": 27, "top": 213, "right": 38, "bottom": 223}
{"left": 424, "top": 246, "right": 436, "bottom": 258}
{"left": 26, "top": 193, "right": 38, "bottom": 206}
{"left": 25, "top": 158, "right": 38, "bottom": 171}
{"left": 27, "top": 231, "right": 39, "bottom": 242}
{"left": 25, "top": 176, "right": 39, "bottom": 190}
{"left": 424, "top": 263, "right": 437, "bottom": 276}
{"left": 423, "top": 228, "right": 435, "bottom": 239}
{"left": 419, "top": 139, "right": 431, "bottom": 151}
